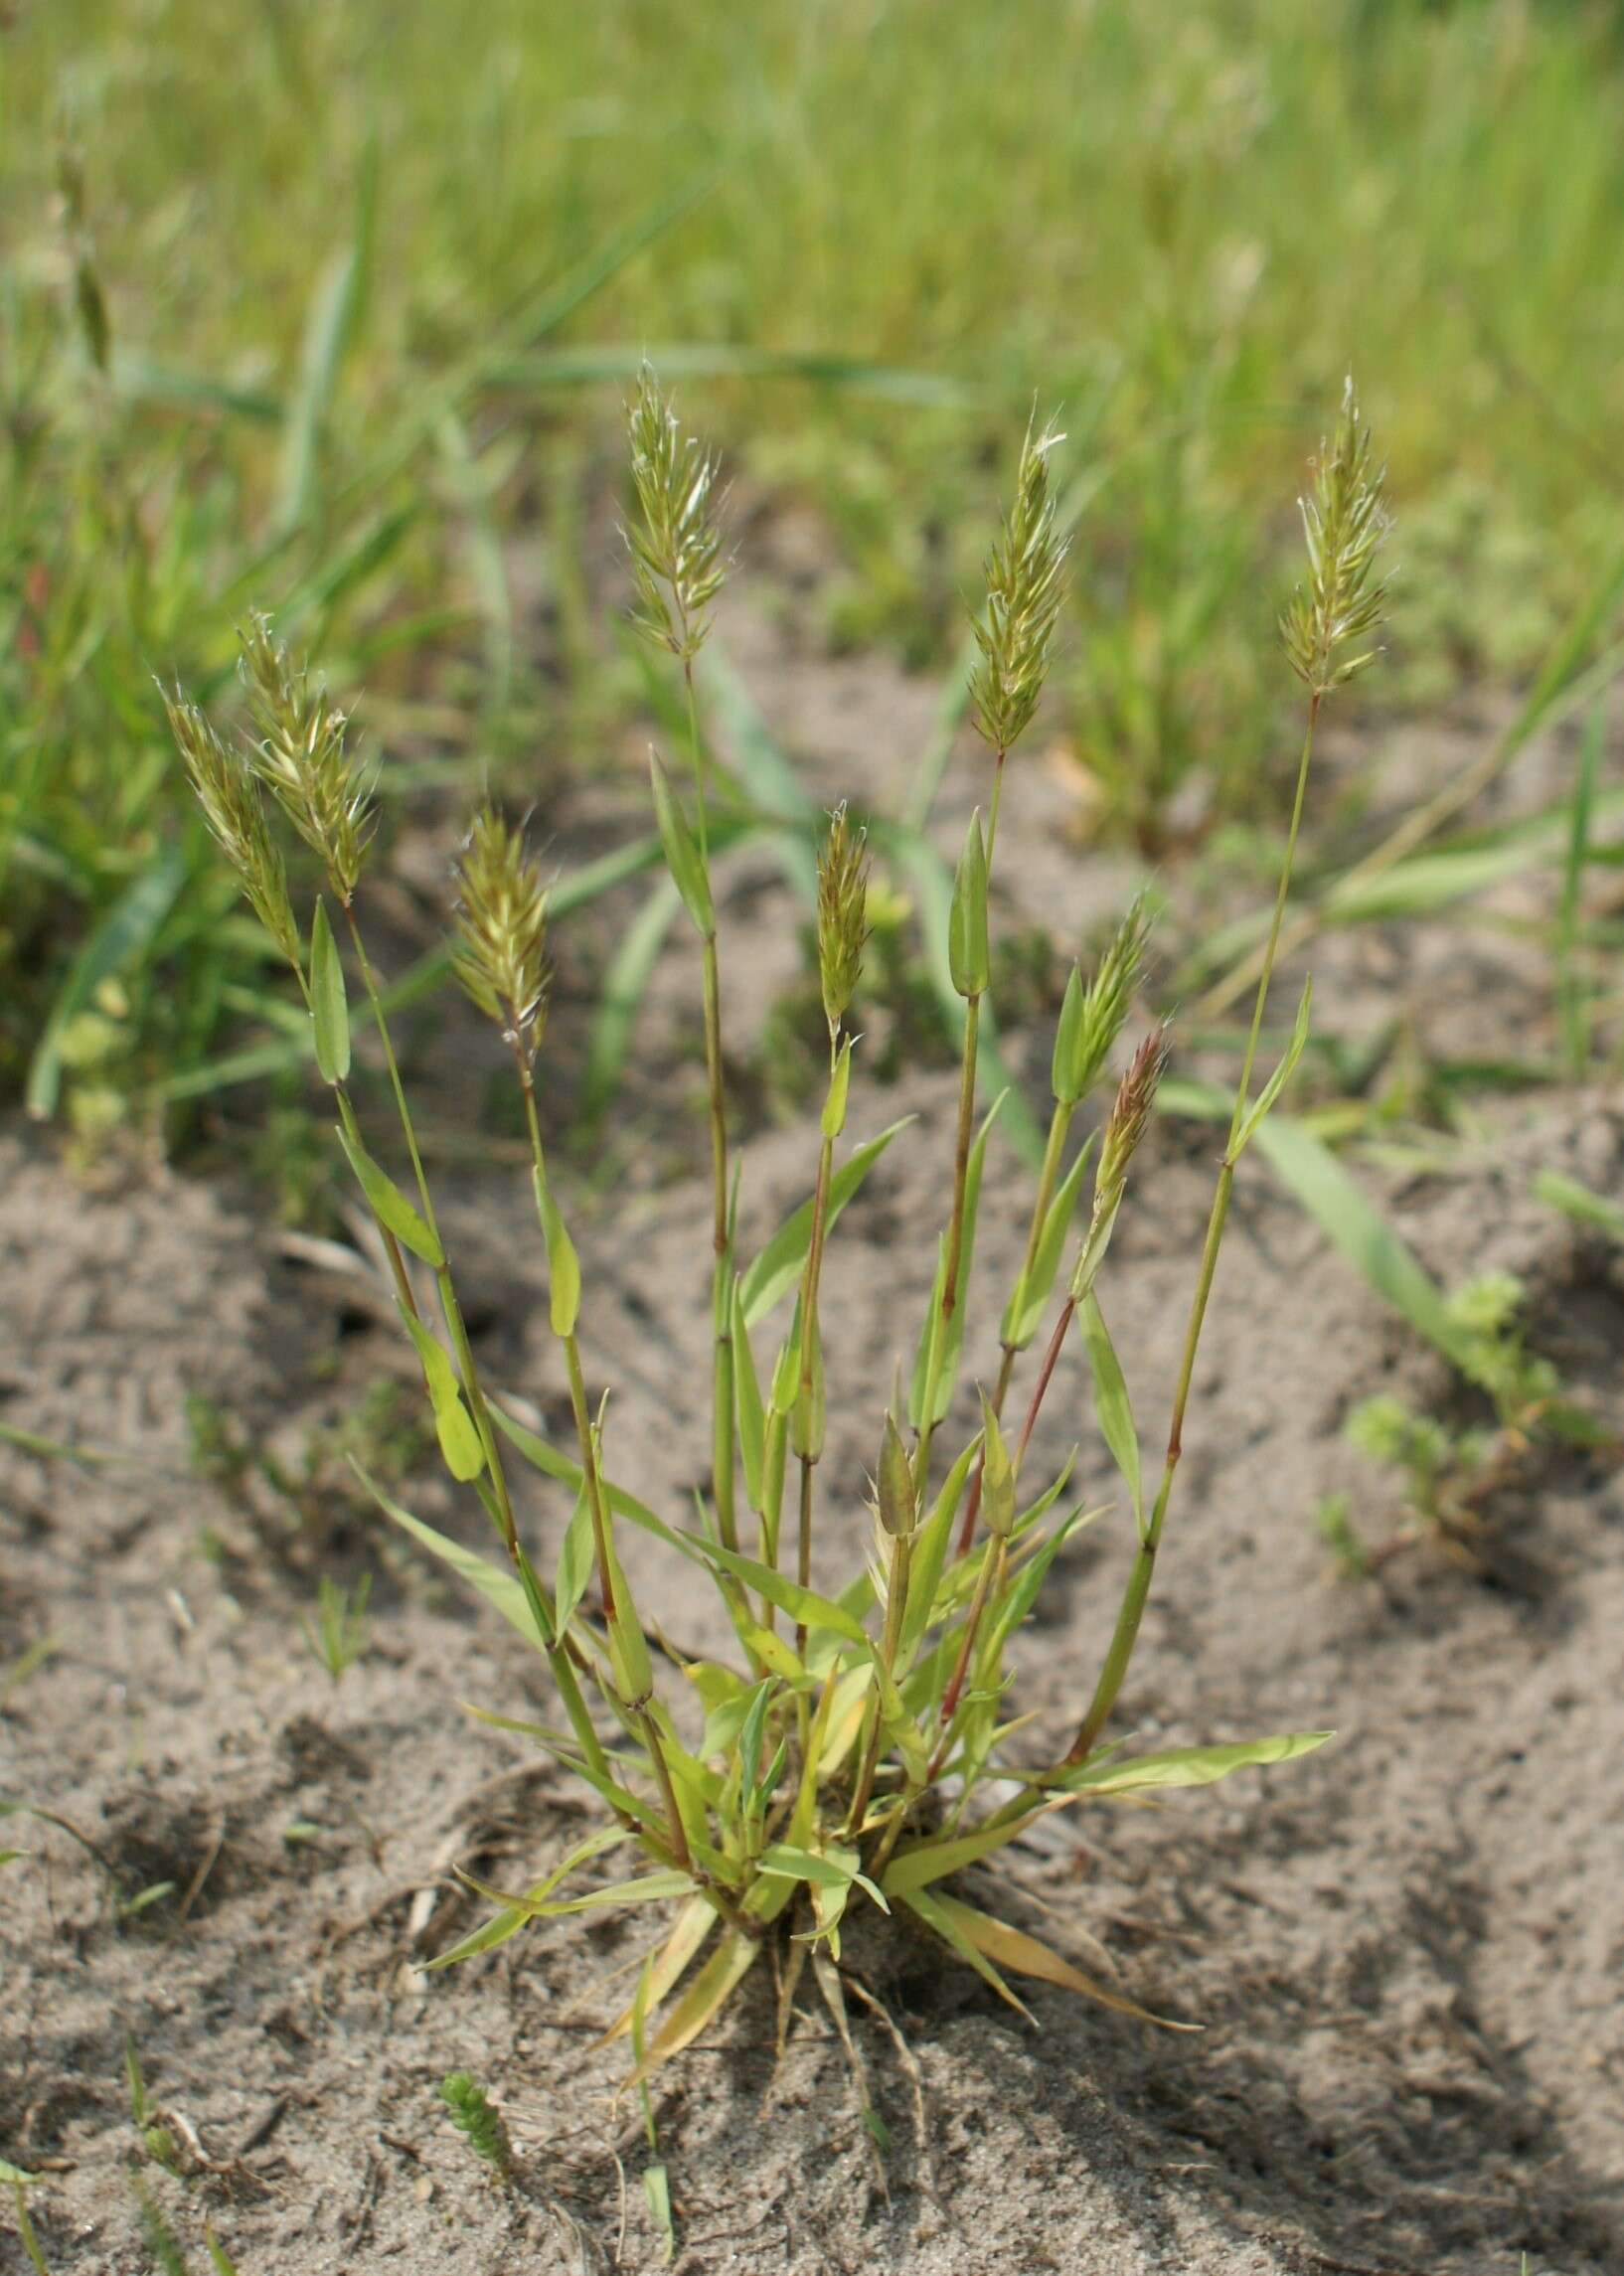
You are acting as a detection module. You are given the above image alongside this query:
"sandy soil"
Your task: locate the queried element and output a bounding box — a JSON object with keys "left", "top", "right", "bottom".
{"left": 3, "top": 613, "right": 1622, "bottom": 2275}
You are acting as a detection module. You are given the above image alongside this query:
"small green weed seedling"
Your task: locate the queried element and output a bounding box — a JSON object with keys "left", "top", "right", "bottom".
{"left": 3, "top": 2161, "right": 50, "bottom": 2276}
{"left": 300, "top": 1571, "right": 372, "bottom": 1683}
{"left": 169, "top": 374, "right": 1380, "bottom": 2090}
{"left": 438, "top": 2071, "right": 514, "bottom": 2180}
{"left": 1318, "top": 1271, "right": 1604, "bottom": 1575}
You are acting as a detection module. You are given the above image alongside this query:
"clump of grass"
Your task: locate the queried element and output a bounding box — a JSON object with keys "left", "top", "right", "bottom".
{"left": 168, "top": 376, "right": 1378, "bottom": 2089}
{"left": 1318, "top": 1271, "right": 1604, "bottom": 1575}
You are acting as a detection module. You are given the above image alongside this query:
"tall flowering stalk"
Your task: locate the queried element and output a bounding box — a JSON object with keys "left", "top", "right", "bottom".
{"left": 626, "top": 369, "right": 739, "bottom": 1555}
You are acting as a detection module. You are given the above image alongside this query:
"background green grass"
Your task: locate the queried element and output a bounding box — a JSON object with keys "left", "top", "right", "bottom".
{"left": 5, "top": 0, "right": 1623, "bottom": 1137}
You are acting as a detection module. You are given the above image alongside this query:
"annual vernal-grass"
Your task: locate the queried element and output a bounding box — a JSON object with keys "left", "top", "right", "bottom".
{"left": 166, "top": 376, "right": 1388, "bottom": 2089}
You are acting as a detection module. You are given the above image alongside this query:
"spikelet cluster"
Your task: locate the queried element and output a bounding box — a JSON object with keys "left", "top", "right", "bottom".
{"left": 969, "top": 415, "right": 1069, "bottom": 755}
{"left": 164, "top": 688, "right": 300, "bottom": 965}
{"left": 240, "top": 613, "right": 375, "bottom": 903}
{"left": 451, "top": 808, "right": 550, "bottom": 1052}
{"left": 1096, "top": 1023, "right": 1172, "bottom": 1214}
{"left": 815, "top": 802, "right": 872, "bottom": 1041}
{"left": 1280, "top": 378, "right": 1392, "bottom": 698}
{"left": 1071, "top": 1023, "right": 1172, "bottom": 1298}
{"left": 1053, "top": 893, "right": 1151, "bottom": 1106}
{"left": 625, "top": 366, "right": 728, "bottom": 661}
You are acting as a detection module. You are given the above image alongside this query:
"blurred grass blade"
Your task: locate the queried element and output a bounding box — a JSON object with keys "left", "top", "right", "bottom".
{"left": 487, "top": 343, "right": 990, "bottom": 407}
{"left": 1160, "top": 1083, "right": 1476, "bottom": 1371}
{"left": 582, "top": 874, "right": 685, "bottom": 1127}
{"left": 1536, "top": 1169, "right": 1624, "bottom": 1242}
{"left": 276, "top": 135, "right": 379, "bottom": 535}
{"left": 28, "top": 843, "right": 188, "bottom": 1120}
{"left": 1250, "top": 1117, "right": 1476, "bottom": 1372}
{"left": 1555, "top": 703, "right": 1602, "bottom": 1076}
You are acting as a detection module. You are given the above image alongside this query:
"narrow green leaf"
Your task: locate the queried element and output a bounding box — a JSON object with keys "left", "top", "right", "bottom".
{"left": 1078, "top": 1294, "right": 1141, "bottom": 1534}
{"left": 335, "top": 1126, "right": 444, "bottom": 1264}
{"left": 732, "top": 1282, "right": 766, "bottom": 1512}
{"left": 1001, "top": 1138, "right": 1093, "bottom": 1351}
{"left": 756, "top": 1842, "right": 871, "bottom": 1894}
{"left": 487, "top": 1403, "right": 696, "bottom": 1560}
{"left": 648, "top": 749, "right": 714, "bottom": 934}
{"left": 739, "top": 1120, "right": 912, "bottom": 1324}
{"left": 309, "top": 897, "right": 351, "bottom": 1084}
{"left": 276, "top": 139, "right": 377, "bottom": 534}
{"left": 534, "top": 1171, "right": 582, "bottom": 1337}
{"left": 899, "top": 1436, "right": 983, "bottom": 1661}
{"left": 1060, "top": 1729, "right": 1335, "bottom": 1795}
{"left": 1232, "top": 976, "right": 1312, "bottom": 1156}
{"left": 396, "top": 1305, "right": 485, "bottom": 1482}
{"left": 27, "top": 844, "right": 188, "bottom": 1120}
{"left": 1250, "top": 1117, "right": 1476, "bottom": 1373}
{"left": 359, "top": 1470, "right": 544, "bottom": 1646}
{"left": 897, "top": 1887, "right": 1032, "bottom": 2021}
{"left": 582, "top": 873, "right": 685, "bottom": 1126}
{"left": 555, "top": 1480, "right": 595, "bottom": 1631}
{"left": 690, "top": 1539, "right": 871, "bottom": 1647}
{"left": 883, "top": 1807, "right": 1060, "bottom": 1896}
{"left": 1536, "top": 1169, "right": 1624, "bottom": 1243}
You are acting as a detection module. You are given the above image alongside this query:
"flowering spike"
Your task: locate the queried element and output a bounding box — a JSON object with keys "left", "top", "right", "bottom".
{"left": 816, "top": 803, "right": 872, "bottom": 1042}
{"left": 239, "top": 613, "right": 375, "bottom": 903}
{"left": 163, "top": 685, "right": 299, "bottom": 967}
{"left": 969, "top": 413, "right": 1069, "bottom": 755}
{"left": 1279, "top": 377, "right": 1392, "bottom": 698}
{"left": 450, "top": 808, "right": 551, "bottom": 1055}
{"left": 625, "top": 365, "right": 727, "bottom": 661}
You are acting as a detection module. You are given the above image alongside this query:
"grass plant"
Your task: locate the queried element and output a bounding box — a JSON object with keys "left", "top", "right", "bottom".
{"left": 1318, "top": 1271, "right": 1606, "bottom": 1576}
{"left": 168, "top": 378, "right": 1380, "bottom": 2082}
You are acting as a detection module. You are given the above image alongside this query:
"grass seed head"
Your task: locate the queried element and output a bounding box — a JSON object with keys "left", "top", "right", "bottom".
{"left": 816, "top": 802, "right": 872, "bottom": 1041}
{"left": 239, "top": 612, "right": 375, "bottom": 903}
{"left": 1096, "top": 1022, "right": 1171, "bottom": 1211}
{"left": 451, "top": 807, "right": 551, "bottom": 1054}
{"left": 164, "top": 686, "right": 300, "bottom": 967}
{"left": 1053, "top": 892, "right": 1152, "bottom": 1106}
{"left": 969, "top": 412, "right": 1069, "bottom": 755}
{"left": 625, "top": 364, "right": 727, "bottom": 661}
{"left": 1280, "top": 377, "right": 1392, "bottom": 698}
{"left": 1072, "top": 1021, "right": 1172, "bottom": 1297}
